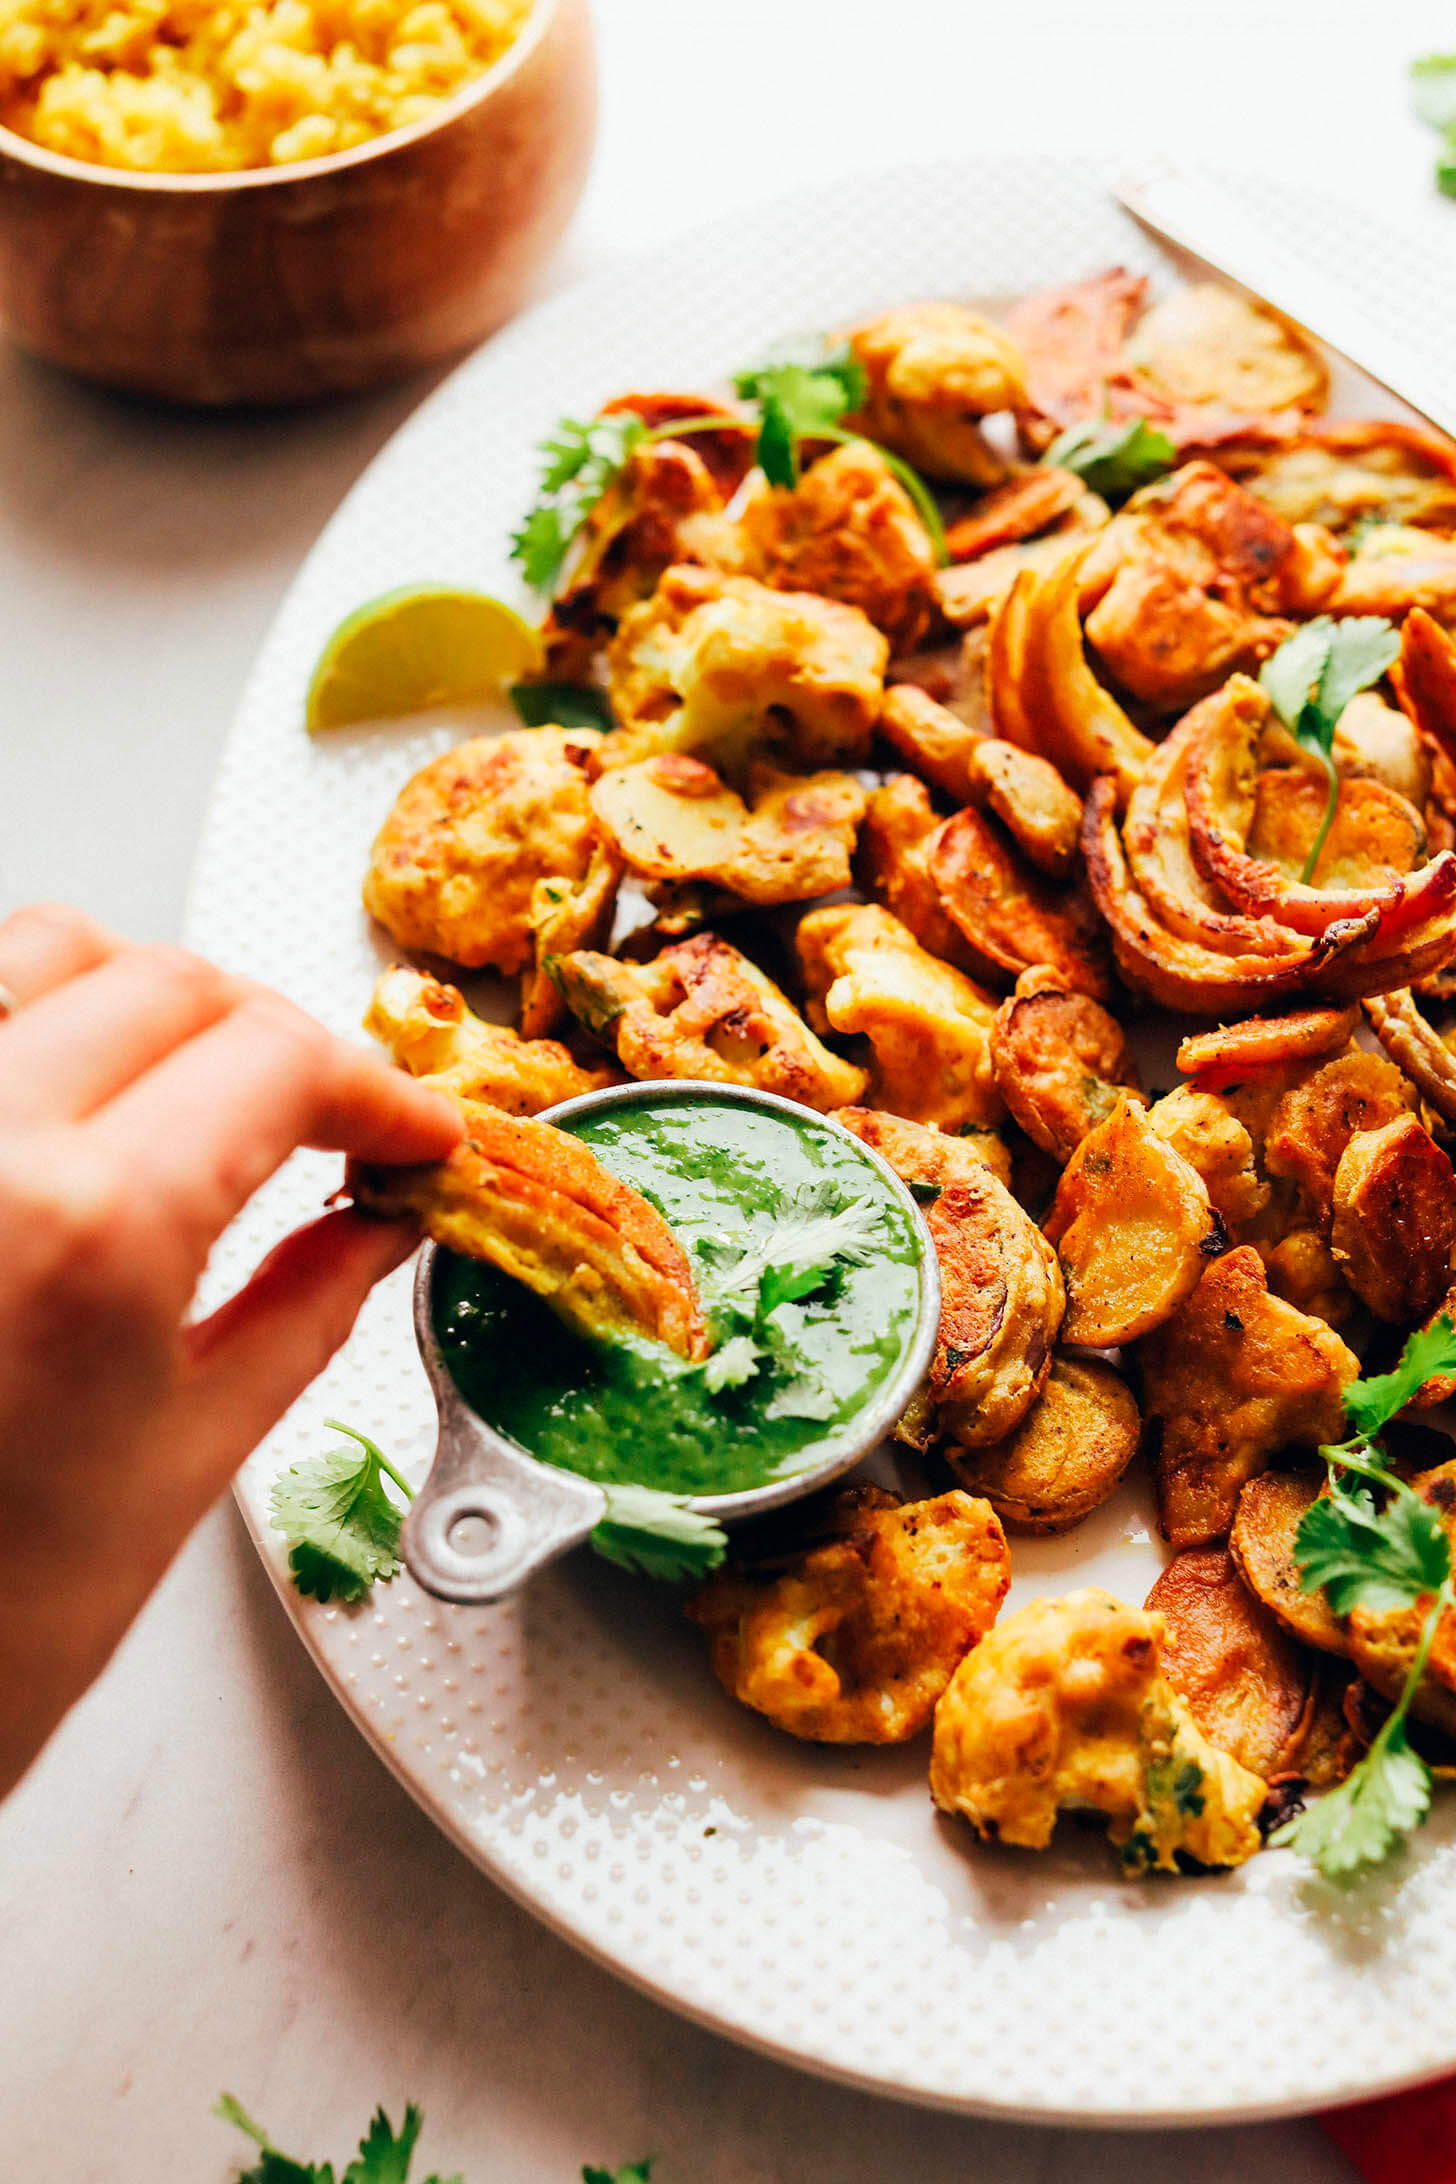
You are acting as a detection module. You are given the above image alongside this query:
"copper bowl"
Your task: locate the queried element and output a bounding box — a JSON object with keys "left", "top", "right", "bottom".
{"left": 0, "top": 0, "right": 596, "bottom": 405}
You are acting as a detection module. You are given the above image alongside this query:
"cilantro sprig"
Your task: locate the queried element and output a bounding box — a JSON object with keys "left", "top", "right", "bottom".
{"left": 1043, "top": 415, "right": 1176, "bottom": 500}
{"left": 697, "top": 1180, "right": 885, "bottom": 1320}
{"left": 1258, "top": 615, "right": 1400, "bottom": 884}
{"left": 217, "top": 2094, "right": 650, "bottom": 2184}
{"left": 271, "top": 1421, "right": 725, "bottom": 1596}
{"left": 1272, "top": 1316, "right": 1456, "bottom": 1879}
{"left": 1412, "top": 52, "right": 1456, "bottom": 198}
{"left": 510, "top": 338, "right": 945, "bottom": 597}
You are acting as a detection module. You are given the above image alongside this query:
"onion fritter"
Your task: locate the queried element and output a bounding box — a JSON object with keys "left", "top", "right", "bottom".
{"left": 687, "top": 1485, "right": 1010, "bottom": 1743}
{"left": 929, "top": 1588, "right": 1268, "bottom": 1873}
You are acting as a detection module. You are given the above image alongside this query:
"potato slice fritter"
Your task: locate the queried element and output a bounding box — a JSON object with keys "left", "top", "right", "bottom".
{"left": 1139, "top": 1246, "right": 1358, "bottom": 1550}
{"left": 1144, "top": 1547, "right": 1314, "bottom": 1777}
{"left": 797, "top": 902, "right": 1003, "bottom": 1133}
{"left": 1333, "top": 524, "right": 1456, "bottom": 623}
{"left": 963, "top": 737, "right": 1084, "bottom": 879}
{"left": 1146, "top": 1086, "right": 1270, "bottom": 1241}
{"left": 1230, "top": 1470, "right": 1350, "bottom": 1657}
{"left": 350, "top": 1101, "right": 708, "bottom": 1360}
{"left": 947, "top": 1355, "right": 1138, "bottom": 1533}
{"left": 687, "top": 1486, "right": 1010, "bottom": 1743}
{"left": 590, "top": 753, "right": 865, "bottom": 905}
{"left": 831, "top": 1104, "right": 1013, "bottom": 1190}
{"left": 990, "top": 967, "right": 1138, "bottom": 1163}
{"left": 847, "top": 303, "right": 1027, "bottom": 487}
{"left": 928, "top": 804, "right": 1112, "bottom": 1000}
{"left": 362, "top": 728, "right": 604, "bottom": 974}
{"left": 364, "top": 966, "right": 619, "bottom": 1114}
{"left": 553, "top": 931, "right": 867, "bottom": 1112}
{"left": 1175, "top": 1006, "right": 1360, "bottom": 1089}
{"left": 1043, "top": 1095, "right": 1221, "bottom": 1347}
{"left": 930, "top": 1587, "right": 1267, "bottom": 1872}
{"left": 604, "top": 564, "right": 887, "bottom": 776}
{"left": 1263, "top": 1047, "right": 1417, "bottom": 1233}
{"left": 1122, "top": 286, "right": 1327, "bottom": 420}
{"left": 857, "top": 774, "right": 990, "bottom": 977}
{"left": 1233, "top": 420, "right": 1456, "bottom": 537}
{"left": 1329, "top": 1113, "right": 1456, "bottom": 1323}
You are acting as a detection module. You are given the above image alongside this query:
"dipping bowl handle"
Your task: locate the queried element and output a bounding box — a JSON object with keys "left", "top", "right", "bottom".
{"left": 403, "top": 1385, "right": 608, "bottom": 1604}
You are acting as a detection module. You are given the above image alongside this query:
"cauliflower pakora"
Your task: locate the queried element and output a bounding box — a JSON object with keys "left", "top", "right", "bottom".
{"left": 1139, "top": 1246, "right": 1358, "bottom": 1550}
{"left": 847, "top": 302, "right": 1028, "bottom": 487}
{"left": 604, "top": 564, "right": 887, "bottom": 777}
{"left": 364, "top": 965, "right": 619, "bottom": 1113}
{"left": 554, "top": 930, "right": 867, "bottom": 1111}
{"left": 363, "top": 728, "right": 604, "bottom": 974}
{"left": 688, "top": 1485, "right": 1010, "bottom": 1743}
{"left": 590, "top": 752, "right": 865, "bottom": 906}
{"left": 797, "top": 902, "right": 1003, "bottom": 1132}
{"left": 350, "top": 1100, "right": 708, "bottom": 1359}
{"left": 929, "top": 1588, "right": 1268, "bottom": 1873}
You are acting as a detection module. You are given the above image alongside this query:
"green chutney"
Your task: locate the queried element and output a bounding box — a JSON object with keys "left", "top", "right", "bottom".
{"left": 431, "top": 1094, "right": 923, "bottom": 1498}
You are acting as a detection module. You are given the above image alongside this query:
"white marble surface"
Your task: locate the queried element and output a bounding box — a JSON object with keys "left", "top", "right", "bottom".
{"left": 2, "top": 4, "right": 1452, "bottom": 2175}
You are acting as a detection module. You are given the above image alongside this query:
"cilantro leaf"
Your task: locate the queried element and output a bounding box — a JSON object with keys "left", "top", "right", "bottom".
{"left": 1295, "top": 1484, "right": 1451, "bottom": 1617}
{"left": 733, "top": 344, "right": 866, "bottom": 487}
{"left": 217, "top": 2096, "right": 462, "bottom": 2184}
{"left": 1258, "top": 615, "right": 1399, "bottom": 882}
{"left": 699, "top": 1180, "right": 885, "bottom": 1320}
{"left": 1272, "top": 1714, "right": 1432, "bottom": 1879}
{"left": 509, "top": 681, "right": 614, "bottom": 732}
{"left": 341, "top": 2107, "right": 423, "bottom": 2184}
{"left": 583, "top": 2166, "right": 653, "bottom": 2184}
{"left": 590, "top": 1484, "right": 727, "bottom": 1582}
{"left": 1344, "top": 1314, "right": 1456, "bottom": 1438}
{"left": 510, "top": 414, "right": 648, "bottom": 594}
{"left": 269, "top": 1422, "right": 413, "bottom": 1605}
{"left": 698, "top": 1332, "right": 766, "bottom": 1392}
{"left": 1412, "top": 53, "right": 1456, "bottom": 133}
{"left": 216, "top": 2095, "right": 334, "bottom": 2184}
{"left": 1044, "top": 416, "right": 1175, "bottom": 500}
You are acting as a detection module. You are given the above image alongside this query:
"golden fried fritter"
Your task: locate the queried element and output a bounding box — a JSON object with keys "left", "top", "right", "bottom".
{"left": 685, "top": 442, "right": 938, "bottom": 649}
{"left": 879, "top": 684, "right": 1086, "bottom": 875}
{"left": 1044, "top": 1095, "right": 1221, "bottom": 1347}
{"left": 350, "top": 1100, "right": 707, "bottom": 1359}
{"left": 1122, "top": 286, "right": 1327, "bottom": 421}
{"left": 1230, "top": 1470, "right": 1349, "bottom": 1657}
{"left": 933, "top": 494, "right": 1112, "bottom": 627}
{"left": 911, "top": 1164, "right": 1065, "bottom": 1450}
{"left": 877, "top": 682, "right": 983, "bottom": 801}
{"left": 604, "top": 564, "right": 887, "bottom": 777}
{"left": 847, "top": 303, "right": 1028, "bottom": 487}
{"left": 947, "top": 1355, "right": 1138, "bottom": 1533}
{"left": 590, "top": 753, "right": 865, "bottom": 906}
{"left": 363, "top": 728, "right": 604, "bottom": 974}
{"left": 1147, "top": 1086, "right": 1271, "bottom": 1240}
{"left": 929, "top": 804, "right": 1112, "bottom": 999}
{"left": 930, "top": 1588, "right": 1268, "bottom": 1872}
{"left": 553, "top": 930, "right": 867, "bottom": 1111}
{"left": 1145, "top": 1547, "right": 1316, "bottom": 1778}
{"left": 1233, "top": 420, "right": 1456, "bottom": 537}
{"left": 1332, "top": 524, "right": 1456, "bottom": 622}
{"left": 1002, "top": 267, "right": 1149, "bottom": 444}
{"left": 797, "top": 902, "right": 1003, "bottom": 1132}
{"left": 1175, "top": 1006, "right": 1361, "bottom": 1089}
{"left": 991, "top": 968, "right": 1138, "bottom": 1163}
{"left": 1345, "top": 1461, "right": 1456, "bottom": 1738}
{"left": 687, "top": 1485, "right": 1010, "bottom": 1743}
{"left": 857, "top": 774, "right": 990, "bottom": 977}
{"left": 364, "top": 965, "right": 619, "bottom": 1113}
{"left": 1329, "top": 1112, "right": 1456, "bottom": 1323}
{"left": 1263, "top": 1047, "right": 1417, "bottom": 1235}
{"left": 520, "top": 844, "right": 622, "bottom": 1038}
{"left": 1139, "top": 1246, "right": 1358, "bottom": 1550}
{"left": 832, "top": 1104, "right": 1013, "bottom": 1189}
{"left": 944, "top": 466, "right": 1086, "bottom": 561}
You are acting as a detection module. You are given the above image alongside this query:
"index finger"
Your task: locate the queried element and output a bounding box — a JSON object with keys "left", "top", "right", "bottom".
{"left": 91, "top": 987, "right": 464, "bottom": 1244}
{"left": 0, "top": 903, "right": 124, "bottom": 1006}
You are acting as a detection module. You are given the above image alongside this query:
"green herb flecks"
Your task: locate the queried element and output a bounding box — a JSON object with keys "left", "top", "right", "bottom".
{"left": 1272, "top": 1316, "right": 1456, "bottom": 1879}
{"left": 1258, "top": 615, "right": 1400, "bottom": 883}
{"left": 217, "top": 2093, "right": 650, "bottom": 2184}
{"left": 1412, "top": 53, "right": 1456, "bottom": 195}
{"left": 509, "top": 680, "right": 615, "bottom": 733}
{"left": 697, "top": 1179, "right": 886, "bottom": 1321}
{"left": 1043, "top": 415, "right": 1176, "bottom": 501}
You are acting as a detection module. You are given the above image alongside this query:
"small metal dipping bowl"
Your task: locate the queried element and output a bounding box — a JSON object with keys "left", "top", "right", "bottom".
{"left": 403, "top": 1081, "right": 942, "bottom": 1604}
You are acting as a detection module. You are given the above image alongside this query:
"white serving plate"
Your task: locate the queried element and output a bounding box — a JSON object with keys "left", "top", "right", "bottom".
{"left": 186, "top": 156, "right": 1456, "bottom": 2125}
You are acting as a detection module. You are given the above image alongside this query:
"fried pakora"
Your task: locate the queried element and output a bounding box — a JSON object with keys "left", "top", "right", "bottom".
{"left": 590, "top": 753, "right": 866, "bottom": 905}
{"left": 990, "top": 968, "right": 1138, "bottom": 1163}
{"left": 847, "top": 302, "right": 1028, "bottom": 487}
{"left": 365, "top": 965, "right": 619, "bottom": 1112}
{"left": 947, "top": 1356, "right": 1138, "bottom": 1533}
{"left": 1145, "top": 1547, "right": 1316, "bottom": 1778}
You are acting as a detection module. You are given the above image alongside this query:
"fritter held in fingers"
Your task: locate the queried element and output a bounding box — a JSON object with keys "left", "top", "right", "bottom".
{"left": 688, "top": 1485, "right": 1010, "bottom": 1743}
{"left": 930, "top": 1588, "right": 1268, "bottom": 1873}
{"left": 349, "top": 1101, "right": 708, "bottom": 1360}
{"left": 363, "top": 728, "right": 605, "bottom": 974}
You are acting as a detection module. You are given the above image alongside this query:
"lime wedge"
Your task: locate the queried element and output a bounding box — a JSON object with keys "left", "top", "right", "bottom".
{"left": 305, "top": 585, "right": 545, "bottom": 733}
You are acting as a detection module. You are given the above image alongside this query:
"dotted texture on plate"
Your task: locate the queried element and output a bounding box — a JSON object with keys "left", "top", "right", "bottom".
{"left": 186, "top": 157, "right": 1456, "bottom": 2125}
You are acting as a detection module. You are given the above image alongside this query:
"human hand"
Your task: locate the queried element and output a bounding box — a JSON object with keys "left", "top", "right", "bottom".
{"left": 0, "top": 903, "right": 462, "bottom": 1797}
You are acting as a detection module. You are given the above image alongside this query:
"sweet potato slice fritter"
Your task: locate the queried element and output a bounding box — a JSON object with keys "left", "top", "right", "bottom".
{"left": 350, "top": 1101, "right": 708, "bottom": 1360}
{"left": 1262, "top": 1048, "right": 1417, "bottom": 1234}
{"left": 991, "top": 968, "right": 1138, "bottom": 1163}
{"left": 1145, "top": 1547, "right": 1314, "bottom": 1777}
{"left": 928, "top": 804, "right": 1112, "bottom": 1000}
{"left": 687, "top": 1485, "right": 1010, "bottom": 1743}
{"left": 1230, "top": 1470, "right": 1351, "bottom": 1658}
{"left": 1330, "top": 1113, "right": 1456, "bottom": 1323}
{"left": 857, "top": 775, "right": 989, "bottom": 976}
{"left": 947, "top": 1355, "right": 1138, "bottom": 1533}
{"left": 1139, "top": 1247, "right": 1357, "bottom": 1550}
{"left": 1043, "top": 1095, "right": 1221, "bottom": 1347}
{"left": 1346, "top": 1461, "right": 1456, "bottom": 1739}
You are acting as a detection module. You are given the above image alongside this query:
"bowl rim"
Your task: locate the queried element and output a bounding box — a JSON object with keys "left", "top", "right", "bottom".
{"left": 0, "top": 0, "right": 566, "bottom": 193}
